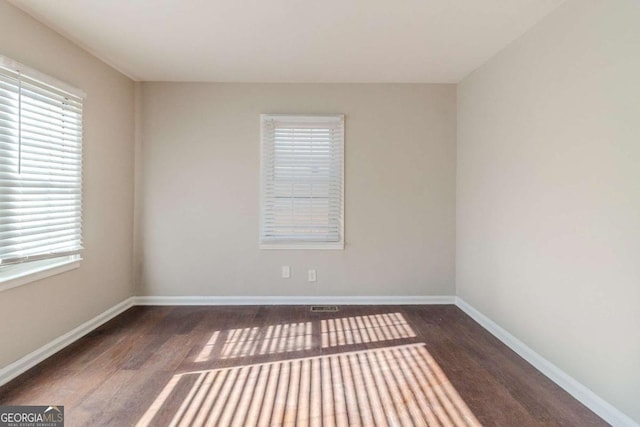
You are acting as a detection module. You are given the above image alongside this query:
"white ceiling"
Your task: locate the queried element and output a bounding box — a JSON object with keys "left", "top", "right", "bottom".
{"left": 10, "top": 0, "right": 565, "bottom": 83}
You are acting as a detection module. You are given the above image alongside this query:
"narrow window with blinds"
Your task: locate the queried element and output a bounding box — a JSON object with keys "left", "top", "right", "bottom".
{"left": 260, "top": 115, "right": 344, "bottom": 249}
{"left": 0, "top": 57, "right": 84, "bottom": 285}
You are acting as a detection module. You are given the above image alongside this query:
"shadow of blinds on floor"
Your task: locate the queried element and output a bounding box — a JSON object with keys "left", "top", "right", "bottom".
{"left": 137, "top": 343, "right": 481, "bottom": 427}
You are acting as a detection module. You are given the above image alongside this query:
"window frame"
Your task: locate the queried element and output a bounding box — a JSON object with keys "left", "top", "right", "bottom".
{"left": 259, "top": 114, "right": 345, "bottom": 250}
{"left": 0, "top": 55, "right": 85, "bottom": 290}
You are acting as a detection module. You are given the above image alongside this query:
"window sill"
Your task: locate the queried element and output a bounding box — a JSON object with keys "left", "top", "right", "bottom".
{"left": 0, "top": 258, "right": 81, "bottom": 293}
{"left": 260, "top": 243, "right": 344, "bottom": 250}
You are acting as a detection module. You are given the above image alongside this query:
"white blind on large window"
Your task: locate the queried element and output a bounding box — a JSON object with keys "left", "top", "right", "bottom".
{"left": 0, "top": 62, "right": 83, "bottom": 266}
{"left": 260, "top": 115, "right": 344, "bottom": 248}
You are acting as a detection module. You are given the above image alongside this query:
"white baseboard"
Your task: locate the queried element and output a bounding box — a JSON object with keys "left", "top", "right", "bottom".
{"left": 132, "top": 295, "right": 456, "bottom": 306}
{"left": 0, "top": 297, "right": 135, "bottom": 387}
{"left": 455, "top": 297, "right": 637, "bottom": 427}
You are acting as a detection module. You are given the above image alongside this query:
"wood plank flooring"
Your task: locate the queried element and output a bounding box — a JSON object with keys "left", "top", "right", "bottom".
{"left": 0, "top": 305, "right": 607, "bottom": 426}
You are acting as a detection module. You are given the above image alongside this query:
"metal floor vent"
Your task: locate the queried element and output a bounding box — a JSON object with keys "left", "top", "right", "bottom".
{"left": 310, "top": 305, "right": 339, "bottom": 313}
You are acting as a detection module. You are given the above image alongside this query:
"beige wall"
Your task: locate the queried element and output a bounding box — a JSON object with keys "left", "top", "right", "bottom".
{"left": 140, "top": 83, "right": 456, "bottom": 297}
{"left": 0, "top": 2, "right": 135, "bottom": 367}
{"left": 457, "top": 0, "right": 640, "bottom": 422}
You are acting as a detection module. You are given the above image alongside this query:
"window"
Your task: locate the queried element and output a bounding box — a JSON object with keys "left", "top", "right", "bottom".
{"left": 260, "top": 114, "right": 344, "bottom": 249}
{"left": 0, "top": 56, "right": 84, "bottom": 286}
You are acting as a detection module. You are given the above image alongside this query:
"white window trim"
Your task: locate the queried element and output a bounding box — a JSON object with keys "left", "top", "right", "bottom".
{"left": 260, "top": 242, "right": 345, "bottom": 251}
{"left": 0, "top": 55, "right": 86, "bottom": 99}
{"left": 259, "top": 114, "right": 345, "bottom": 250}
{"left": 0, "top": 256, "right": 81, "bottom": 293}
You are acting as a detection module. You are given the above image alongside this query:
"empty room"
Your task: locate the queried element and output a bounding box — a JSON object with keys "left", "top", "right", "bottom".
{"left": 0, "top": 0, "right": 638, "bottom": 426}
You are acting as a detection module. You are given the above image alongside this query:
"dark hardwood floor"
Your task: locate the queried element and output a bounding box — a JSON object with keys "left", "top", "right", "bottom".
{"left": 0, "top": 305, "right": 606, "bottom": 426}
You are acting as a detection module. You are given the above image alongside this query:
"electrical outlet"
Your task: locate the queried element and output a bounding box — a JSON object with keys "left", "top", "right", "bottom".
{"left": 308, "top": 269, "right": 317, "bottom": 282}
{"left": 282, "top": 266, "right": 290, "bottom": 279}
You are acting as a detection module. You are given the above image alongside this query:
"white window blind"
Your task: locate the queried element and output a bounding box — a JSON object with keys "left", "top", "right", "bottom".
{"left": 260, "top": 114, "right": 344, "bottom": 249}
{"left": 0, "top": 59, "right": 84, "bottom": 267}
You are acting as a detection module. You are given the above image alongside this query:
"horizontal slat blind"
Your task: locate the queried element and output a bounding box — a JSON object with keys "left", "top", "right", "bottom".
{"left": 261, "top": 115, "right": 344, "bottom": 246}
{"left": 0, "top": 63, "right": 83, "bottom": 266}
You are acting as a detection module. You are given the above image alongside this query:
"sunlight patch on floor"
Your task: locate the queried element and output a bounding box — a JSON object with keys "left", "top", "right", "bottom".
{"left": 138, "top": 343, "right": 481, "bottom": 427}
{"left": 220, "top": 322, "right": 313, "bottom": 359}
{"left": 195, "top": 312, "right": 417, "bottom": 363}
{"left": 195, "top": 321, "right": 314, "bottom": 362}
{"left": 321, "top": 312, "right": 416, "bottom": 348}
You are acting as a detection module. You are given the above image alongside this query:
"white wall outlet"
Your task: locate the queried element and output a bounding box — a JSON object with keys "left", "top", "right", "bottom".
{"left": 282, "top": 265, "right": 290, "bottom": 279}
{"left": 308, "top": 269, "right": 317, "bottom": 282}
